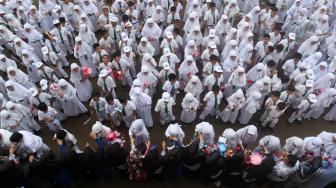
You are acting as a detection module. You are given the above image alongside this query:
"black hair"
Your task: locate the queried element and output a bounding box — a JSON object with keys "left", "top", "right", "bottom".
{"left": 59, "top": 17, "right": 66, "bottom": 23}
{"left": 266, "top": 60, "right": 276, "bottom": 67}
{"left": 93, "top": 43, "right": 100, "bottom": 50}
{"left": 106, "top": 94, "right": 114, "bottom": 101}
{"left": 271, "top": 7, "right": 278, "bottom": 12}
{"left": 210, "top": 55, "right": 218, "bottom": 62}
{"left": 276, "top": 44, "right": 284, "bottom": 51}
{"left": 288, "top": 85, "right": 296, "bottom": 92}
{"left": 56, "top": 129, "right": 67, "bottom": 140}
{"left": 293, "top": 53, "right": 302, "bottom": 59}
{"left": 118, "top": 96, "right": 127, "bottom": 104}
{"left": 170, "top": 6, "right": 176, "bottom": 12}
{"left": 271, "top": 91, "right": 281, "bottom": 98}
{"left": 287, "top": 155, "right": 298, "bottom": 167}
{"left": 112, "top": 51, "right": 121, "bottom": 58}
{"left": 267, "top": 46, "right": 274, "bottom": 53}
{"left": 212, "top": 85, "right": 220, "bottom": 92}
{"left": 280, "top": 75, "right": 290, "bottom": 83}
{"left": 122, "top": 14, "right": 129, "bottom": 22}
{"left": 168, "top": 73, "right": 177, "bottom": 81}
{"left": 210, "top": 2, "right": 216, "bottom": 7}
{"left": 263, "top": 34, "right": 270, "bottom": 38}
{"left": 37, "top": 102, "right": 48, "bottom": 111}
{"left": 10, "top": 132, "right": 23, "bottom": 143}
{"left": 173, "top": 28, "right": 180, "bottom": 34}
{"left": 92, "top": 91, "right": 100, "bottom": 98}
{"left": 277, "top": 102, "right": 286, "bottom": 110}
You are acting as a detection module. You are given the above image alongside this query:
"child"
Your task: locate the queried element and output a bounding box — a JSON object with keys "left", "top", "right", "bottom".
{"left": 181, "top": 93, "right": 199, "bottom": 123}
{"left": 238, "top": 91, "right": 262, "bottom": 125}
{"left": 204, "top": 65, "right": 224, "bottom": 91}
{"left": 89, "top": 91, "right": 108, "bottom": 122}
{"left": 261, "top": 102, "right": 286, "bottom": 129}
{"left": 97, "top": 69, "right": 117, "bottom": 98}
{"left": 202, "top": 55, "right": 220, "bottom": 80}
{"left": 115, "top": 97, "right": 137, "bottom": 128}
{"left": 155, "top": 92, "right": 176, "bottom": 125}
{"left": 92, "top": 43, "right": 108, "bottom": 67}
{"left": 159, "top": 62, "right": 175, "bottom": 83}
{"left": 35, "top": 62, "right": 59, "bottom": 82}
{"left": 279, "top": 85, "right": 296, "bottom": 108}
{"left": 41, "top": 46, "right": 68, "bottom": 78}
{"left": 105, "top": 95, "right": 121, "bottom": 129}
{"left": 37, "top": 102, "right": 63, "bottom": 133}
{"left": 258, "top": 46, "right": 274, "bottom": 64}
{"left": 111, "top": 51, "right": 133, "bottom": 87}
{"left": 167, "top": 6, "right": 180, "bottom": 25}
{"left": 260, "top": 91, "right": 281, "bottom": 122}
{"left": 288, "top": 94, "right": 318, "bottom": 124}
{"left": 199, "top": 85, "right": 223, "bottom": 120}
{"left": 220, "top": 89, "right": 245, "bottom": 124}
{"left": 99, "top": 30, "right": 114, "bottom": 55}
{"left": 121, "top": 46, "right": 137, "bottom": 79}
{"left": 159, "top": 48, "right": 180, "bottom": 72}
{"left": 162, "top": 73, "right": 180, "bottom": 100}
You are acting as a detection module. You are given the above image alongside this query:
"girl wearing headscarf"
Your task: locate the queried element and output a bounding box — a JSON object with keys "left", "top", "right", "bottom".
{"left": 302, "top": 52, "right": 322, "bottom": 67}
{"left": 23, "top": 23, "right": 44, "bottom": 59}
{"left": 142, "top": 53, "right": 159, "bottom": 76}
{"left": 255, "top": 135, "right": 281, "bottom": 154}
{"left": 165, "top": 123, "right": 185, "bottom": 146}
{"left": 303, "top": 136, "right": 323, "bottom": 157}
{"left": 28, "top": 5, "right": 48, "bottom": 32}
{"left": 130, "top": 87, "right": 153, "bottom": 128}
{"left": 238, "top": 32, "right": 254, "bottom": 52}
{"left": 38, "top": 0, "right": 57, "bottom": 30}
{"left": 20, "top": 49, "right": 41, "bottom": 83}
{"left": 137, "top": 37, "right": 155, "bottom": 59}
{"left": 221, "top": 40, "right": 238, "bottom": 62}
{"left": 178, "top": 55, "right": 199, "bottom": 89}
{"left": 13, "top": 37, "right": 35, "bottom": 60}
{"left": 184, "top": 0, "right": 202, "bottom": 22}
{"left": 152, "top": 6, "right": 165, "bottom": 29}
{"left": 221, "top": 50, "right": 240, "bottom": 83}
{"left": 78, "top": 24, "right": 97, "bottom": 48}
{"left": 0, "top": 110, "right": 34, "bottom": 132}
{"left": 81, "top": 0, "right": 99, "bottom": 32}
{"left": 56, "top": 79, "right": 88, "bottom": 117}
{"left": 184, "top": 75, "right": 203, "bottom": 100}
{"left": 5, "top": 14, "right": 23, "bottom": 37}
{"left": 226, "top": 66, "right": 247, "bottom": 96}
{"left": 136, "top": 65, "right": 158, "bottom": 97}
{"left": 181, "top": 93, "right": 199, "bottom": 123}
{"left": 79, "top": 13, "right": 95, "bottom": 32}
{"left": 214, "top": 15, "right": 231, "bottom": 50}
{"left": 70, "top": 63, "right": 93, "bottom": 102}
{"left": 141, "top": 18, "right": 162, "bottom": 56}
{"left": 186, "top": 26, "right": 203, "bottom": 47}
{"left": 90, "top": 121, "right": 111, "bottom": 138}
{"left": 236, "top": 125, "right": 258, "bottom": 149}
{"left": 313, "top": 72, "right": 335, "bottom": 91}
{"left": 129, "top": 119, "right": 150, "bottom": 150}
{"left": 313, "top": 62, "right": 329, "bottom": 80}
{"left": 7, "top": 66, "right": 34, "bottom": 89}
{"left": 5, "top": 80, "right": 29, "bottom": 106}
{"left": 5, "top": 101, "right": 41, "bottom": 132}
{"left": 239, "top": 44, "right": 254, "bottom": 68}
{"left": 297, "top": 35, "right": 320, "bottom": 58}
{"left": 195, "top": 122, "right": 215, "bottom": 145}
{"left": 223, "top": 0, "right": 240, "bottom": 24}
{"left": 183, "top": 12, "right": 200, "bottom": 37}
{"left": 184, "top": 40, "right": 199, "bottom": 60}
{"left": 283, "top": 136, "right": 305, "bottom": 158}
{"left": 238, "top": 91, "right": 262, "bottom": 125}
{"left": 73, "top": 5, "right": 83, "bottom": 31}
{"left": 74, "top": 36, "right": 97, "bottom": 76}
{"left": 220, "top": 89, "right": 245, "bottom": 124}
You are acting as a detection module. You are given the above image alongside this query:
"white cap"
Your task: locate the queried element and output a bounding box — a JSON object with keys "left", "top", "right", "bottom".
{"left": 163, "top": 62, "right": 170, "bottom": 70}
{"left": 58, "top": 79, "right": 67, "bottom": 87}
{"left": 308, "top": 94, "right": 317, "bottom": 103}
{"left": 34, "top": 62, "right": 43, "bottom": 68}
{"left": 288, "top": 33, "right": 296, "bottom": 40}
{"left": 166, "top": 31, "right": 173, "bottom": 39}
{"left": 75, "top": 36, "right": 82, "bottom": 43}
{"left": 305, "top": 79, "right": 314, "bottom": 87}
{"left": 214, "top": 66, "right": 223, "bottom": 73}
{"left": 53, "top": 19, "right": 60, "bottom": 25}
{"left": 120, "top": 32, "right": 128, "bottom": 41}
{"left": 141, "top": 65, "right": 149, "bottom": 72}
{"left": 0, "top": 110, "right": 10, "bottom": 118}
{"left": 99, "top": 69, "right": 109, "bottom": 77}
{"left": 39, "top": 79, "right": 48, "bottom": 90}
{"left": 123, "top": 46, "right": 131, "bottom": 53}
{"left": 306, "top": 69, "right": 315, "bottom": 79}
{"left": 0, "top": 54, "right": 5, "bottom": 60}
{"left": 209, "top": 29, "right": 216, "bottom": 37}
{"left": 162, "top": 92, "right": 171, "bottom": 101}
{"left": 208, "top": 41, "right": 216, "bottom": 49}
{"left": 29, "top": 87, "right": 38, "bottom": 96}
{"left": 41, "top": 46, "right": 49, "bottom": 55}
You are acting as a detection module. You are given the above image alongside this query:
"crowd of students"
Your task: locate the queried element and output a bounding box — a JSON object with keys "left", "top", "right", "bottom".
{"left": 0, "top": 0, "right": 336, "bottom": 187}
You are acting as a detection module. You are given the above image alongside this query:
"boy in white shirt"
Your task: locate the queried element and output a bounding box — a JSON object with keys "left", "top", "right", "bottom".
{"left": 202, "top": 55, "right": 219, "bottom": 80}
{"left": 89, "top": 91, "right": 108, "bottom": 122}
{"left": 261, "top": 102, "right": 286, "bottom": 129}
{"left": 159, "top": 62, "right": 176, "bottom": 83}
{"left": 111, "top": 51, "right": 133, "bottom": 87}
{"left": 99, "top": 30, "right": 114, "bottom": 55}
{"left": 97, "top": 69, "right": 117, "bottom": 98}
{"left": 167, "top": 6, "right": 180, "bottom": 25}
{"left": 37, "top": 102, "right": 63, "bottom": 133}
{"left": 93, "top": 43, "right": 109, "bottom": 67}
{"left": 159, "top": 48, "right": 180, "bottom": 71}
{"left": 121, "top": 46, "right": 136, "bottom": 79}
{"left": 105, "top": 95, "right": 121, "bottom": 128}
{"left": 162, "top": 73, "right": 180, "bottom": 100}
{"left": 199, "top": 85, "right": 223, "bottom": 120}
{"left": 204, "top": 65, "right": 224, "bottom": 91}
{"left": 155, "top": 92, "right": 176, "bottom": 125}
{"left": 160, "top": 31, "right": 179, "bottom": 54}
{"left": 204, "top": 2, "right": 219, "bottom": 33}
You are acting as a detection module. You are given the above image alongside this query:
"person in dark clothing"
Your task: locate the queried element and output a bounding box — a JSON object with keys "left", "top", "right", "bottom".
{"left": 143, "top": 143, "right": 164, "bottom": 180}
{"left": 181, "top": 140, "right": 202, "bottom": 175}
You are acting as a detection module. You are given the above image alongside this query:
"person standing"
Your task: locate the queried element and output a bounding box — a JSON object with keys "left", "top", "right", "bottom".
{"left": 181, "top": 93, "right": 199, "bottom": 124}
{"left": 155, "top": 92, "right": 176, "bottom": 125}
{"left": 130, "top": 87, "right": 153, "bottom": 128}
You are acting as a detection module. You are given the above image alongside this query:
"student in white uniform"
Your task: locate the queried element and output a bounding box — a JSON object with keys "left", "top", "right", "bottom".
{"left": 9, "top": 130, "right": 50, "bottom": 159}
{"left": 74, "top": 36, "right": 97, "bottom": 76}
{"left": 136, "top": 65, "right": 158, "bottom": 97}
{"left": 0, "top": 128, "right": 12, "bottom": 148}
{"left": 238, "top": 91, "right": 262, "bottom": 125}
{"left": 162, "top": 73, "right": 180, "bottom": 100}
{"left": 202, "top": 55, "right": 220, "bottom": 80}
{"left": 115, "top": 97, "right": 137, "bottom": 128}
{"left": 165, "top": 123, "right": 185, "bottom": 145}
{"left": 37, "top": 102, "right": 63, "bottom": 133}
{"left": 129, "top": 119, "right": 150, "bottom": 149}
{"left": 41, "top": 46, "right": 68, "bottom": 78}
{"left": 97, "top": 69, "right": 117, "bottom": 98}
{"left": 105, "top": 95, "right": 122, "bottom": 128}
{"left": 184, "top": 75, "right": 203, "bottom": 100}
{"left": 159, "top": 62, "right": 176, "bottom": 83}
{"left": 23, "top": 23, "right": 44, "bottom": 59}
{"left": 159, "top": 48, "right": 180, "bottom": 72}
{"left": 0, "top": 110, "right": 34, "bottom": 133}
{"left": 141, "top": 18, "right": 162, "bottom": 56}
{"left": 130, "top": 87, "right": 153, "bottom": 128}
{"left": 69, "top": 63, "right": 92, "bottom": 102}
{"left": 89, "top": 91, "right": 107, "bottom": 122}
{"left": 160, "top": 31, "right": 179, "bottom": 54}
{"left": 34, "top": 62, "right": 59, "bottom": 82}
{"left": 56, "top": 79, "right": 88, "bottom": 117}
{"left": 220, "top": 89, "right": 245, "bottom": 124}
{"left": 283, "top": 136, "right": 305, "bottom": 158}
{"left": 199, "top": 85, "right": 223, "bottom": 120}
{"left": 5, "top": 80, "right": 29, "bottom": 106}
{"left": 5, "top": 101, "right": 41, "bottom": 133}
{"left": 155, "top": 92, "right": 176, "bottom": 125}
{"left": 204, "top": 65, "right": 224, "bottom": 91}
{"left": 261, "top": 102, "right": 286, "bottom": 129}
{"left": 92, "top": 43, "right": 109, "bottom": 67}
{"left": 236, "top": 125, "right": 258, "bottom": 149}
{"left": 255, "top": 135, "right": 281, "bottom": 154}
{"left": 288, "top": 94, "right": 318, "bottom": 123}
{"left": 111, "top": 51, "right": 133, "bottom": 87}
{"left": 51, "top": 19, "right": 73, "bottom": 55}
{"left": 181, "top": 92, "right": 199, "bottom": 124}
{"left": 122, "top": 46, "right": 137, "bottom": 79}
{"left": 303, "top": 136, "right": 324, "bottom": 157}
{"left": 282, "top": 53, "right": 302, "bottom": 76}
{"left": 6, "top": 66, "right": 34, "bottom": 89}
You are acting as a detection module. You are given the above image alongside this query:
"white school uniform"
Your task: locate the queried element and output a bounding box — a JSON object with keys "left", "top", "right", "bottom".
{"left": 90, "top": 97, "right": 107, "bottom": 121}
{"left": 115, "top": 100, "right": 136, "bottom": 128}
{"left": 155, "top": 95, "right": 176, "bottom": 125}
{"left": 220, "top": 89, "right": 245, "bottom": 124}
{"left": 111, "top": 59, "right": 133, "bottom": 87}
{"left": 261, "top": 106, "right": 284, "bottom": 128}
{"left": 199, "top": 91, "right": 223, "bottom": 120}
{"left": 162, "top": 81, "right": 180, "bottom": 99}
{"left": 181, "top": 93, "right": 199, "bottom": 123}
{"left": 38, "top": 107, "right": 62, "bottom": 132}
{"left": 51, "top": 26, "right": 73, "bottom": 55}
{"left": 97, "top": 76, "right": 117, "bottom": 98}
{"left": 105, "top": 99, "right": 122, "bottom": 127}
{"left": 130, "top": 87, "right": 153, "bottom": 127}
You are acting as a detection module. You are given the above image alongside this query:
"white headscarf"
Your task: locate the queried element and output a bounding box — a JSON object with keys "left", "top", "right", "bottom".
{"left": 244, "top": 91, "right": 262, "bottom": 113}
{"left": 23, "top": 23, "right": 43, "bottom": 41}
{"left": 195, "top": 122, "right": 215, "bottom": 145}
{"left": 130, "top": 87, "right": 152, "bottom": 106}
{"left": 227, "top": 89, "right": 245, "bottom": 109}
{"left": 165, "top": 123, "right": 185, "bottom": 144}
{"left": 6, "top": 66, "right": 30, "bottom": 84}
{"left": 5, "top": 80, "right": 29, "bottom": 102}
{"left": 304, "top": 136, "right": 323, "bottom": 157}
{"left": 302, "top": 52, "right": 322, "bottom": 67}
{"left": 70, "top": 63, "right": 83, "bottom": 83}
{"left": 0, "top": 110, "right": 20, "bottom": 130}
{"left": 221, "top": 128, "right": 238, "bottom": 149}
{"left": 215, "top": 15, "right": 231, "bottom": 35}
{"left": 74, "top": 37, "right": 93, "bottom": 57}
{"left": 183, "top": 11, "right": 200, "bottom": 34}
{"left": 239, "top": 44, "right": 254, "bottom": 63}
{"left": 129, "top": 119, "right": 150, "bottom": 140}
{"left": 178, "top": 55, "right": 198, "bottom": 75}
{"left": 184, "top": 75, "right": 203, "bottom": 96}
{"left": 181, "top": 92, "right": 199, "bottom": 110}
{"left": 141, "top": 18, "right": 162, "bottom": 39}
{"left": 91, "top": 121, "right": 111, "bottom": 137}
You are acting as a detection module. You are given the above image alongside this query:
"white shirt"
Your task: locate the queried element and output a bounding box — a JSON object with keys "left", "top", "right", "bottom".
{"left": 203, "top": 91, "right": 223, "bottom": 108}
{"left": 90, "top": 97, "right": 107, "bottom": 112}
{"left": 38, "top": 107, "right": 58, "bottom": 121}
{"left": 115, "top": 100, "right": 136, "bottom": 117}
{"left": 162, "top": 80, "right": 180, "bottom": 95}
{"left": 155, "top": 98, "right": 175, "bottom": 113}
{"left": 97, "top": 76, "right": 116, "bottom": 92}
